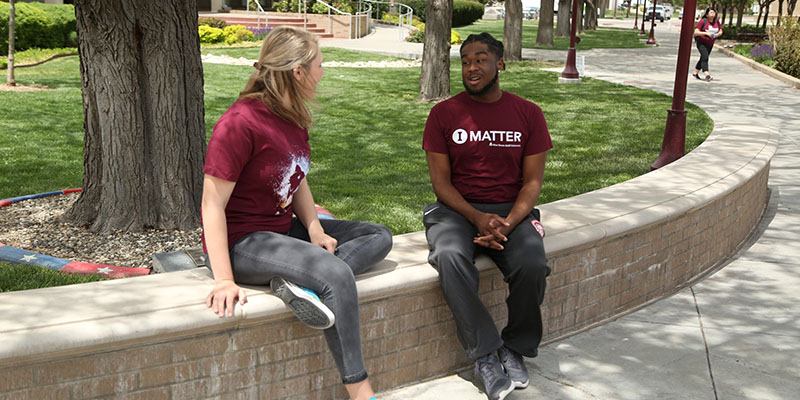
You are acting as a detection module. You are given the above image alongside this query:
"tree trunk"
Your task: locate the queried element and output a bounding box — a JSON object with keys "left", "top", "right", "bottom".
{"left": 556, "top": 0, "right": 572, "bottom": 37}
{"left": 584, "top": 0, "right": 597, "bottom": 30}
{"left": 578, "top": 0, "right": 585, "bottom": 33}
{"left": 777, "top": 0, "right": 783, "bottom": 25}
{"left": 419, "top": 0, "right": 452, "bottom": 101}
{"left": 504, "top": 0, "right": 523, "bottom": 61}
{"left": 6, "top": 0, "right": 15, "bottom": 86}
{"left": 737, "top": 0, "right": 746, "bottom": 28}
{"left": 537, "top": 0, "right": 555, "bottom": 46}
{"left": 763, "top": 3, "right": 770, "bottom": 28}
{"left": 65, "top": 0, "right": 206, "bottom": 234}
{"left": 598, "top": 0, "right": 607, "bottom": 18}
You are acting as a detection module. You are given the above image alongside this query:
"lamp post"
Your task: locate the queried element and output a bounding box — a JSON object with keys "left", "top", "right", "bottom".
{"left": 650, "top": 0, "right": 698, "bottom": 170}
{"left": 559, "top": 0, "right": 582, "bottom": 83}
{"left": 639, "top": 1, "right": 647, "bottom": 34}
{"left": 633, "top": 0, "right": 640, "bottom": 29}
{"left": 646, "top": 0, "right": 658, "bottom": 45}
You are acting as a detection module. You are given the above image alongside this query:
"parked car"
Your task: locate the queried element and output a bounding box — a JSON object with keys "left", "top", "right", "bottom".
{"left": 644, "top": 5, "right": 669, "bottom": 22}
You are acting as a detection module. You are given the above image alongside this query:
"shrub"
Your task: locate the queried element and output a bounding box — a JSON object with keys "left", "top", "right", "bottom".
{"left": 251, "top": 26, "right": 273, "bottom": 40}
{"left": 749, "top": 44, "right": 775, "bottom": 63}
{"left": 198, "top": 17, "right": 228, "bottom": 29}
{"left": 405, "top": 23, "right": 461, "bottom": 45}
{"left": 0, "top": 2, "right": 77, "bottom": 56}
{"left": 769, "top": 17, "right": 800, "bottom": 79}
{"left": 222, "top": 24, "right": 250, "bottom": 44}
{"left": 274, "top": 0, "right": 292, "bottom": 12}
{"left": 452, "top": 0, "right": 484, "bottom": 27}
{"left": 198, "top": 25, "right": 225, "bottom": 43}
{"left": 388, "top": 0, "right": 483, "bottom": 26}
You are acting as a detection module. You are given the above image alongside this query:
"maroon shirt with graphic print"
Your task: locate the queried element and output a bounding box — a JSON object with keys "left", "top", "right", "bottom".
{"left": 201, "top": 97, "right": 310, "bottom": 252}
{"left": 695, "top": 18, "right": 722, "bottom": 46}
{"left": 423, "top": 91, "right": 553, "bottom": 203}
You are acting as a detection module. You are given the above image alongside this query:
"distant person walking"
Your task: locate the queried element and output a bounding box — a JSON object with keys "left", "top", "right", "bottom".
{"left": 201, "top": 26, "right": 391, "bottom": 400}
{"left": 693, "top": 7, "right": 723, "bottom": 82}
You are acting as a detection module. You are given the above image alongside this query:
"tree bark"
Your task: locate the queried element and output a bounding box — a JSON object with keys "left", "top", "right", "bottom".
{"left": 578, "top": 0, "right": 585, "bottom": 33}
{"left": 537, "top": 0, "right": 555, "bottom": 46}
{"left": 419, "top": 0, "right": 452, "bottom": 101}
{"left": 584, "top": 0, "right": 598, "bottom": 30}
{"left": 557, "top": 0, "right": 572, "bottom": 37}
{"left": 6, "top": 0, "right": 15, "bottom": 86}
{"left": 65, "top": 0, "right": 206, "bottom": 234}
{"left": 504, "top": 0, "right": 523, "bottom": 61}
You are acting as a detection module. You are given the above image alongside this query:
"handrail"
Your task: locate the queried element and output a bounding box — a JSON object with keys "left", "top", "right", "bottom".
{"left": 359, "top": 0, "right": 414, "bottom": 40}
{"left": 300, "top": 0, "right": 373, "bottom": 39}
{"left": 246, "top": 0, "right": 269, "bottom": 29}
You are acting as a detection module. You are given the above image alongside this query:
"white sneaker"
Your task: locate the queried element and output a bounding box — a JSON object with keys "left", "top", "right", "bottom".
{"left": 270, "top": 277, "right": 335, "bottom": 329}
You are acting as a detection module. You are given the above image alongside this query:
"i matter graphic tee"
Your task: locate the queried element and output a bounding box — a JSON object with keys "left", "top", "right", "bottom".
{"left": 423, "top": 91, "right": 553, "bottom": 203}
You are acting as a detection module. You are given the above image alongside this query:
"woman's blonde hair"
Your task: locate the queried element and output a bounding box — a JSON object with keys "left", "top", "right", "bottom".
{"left": 239, "top": 26, "right": 320, "bottom": 130}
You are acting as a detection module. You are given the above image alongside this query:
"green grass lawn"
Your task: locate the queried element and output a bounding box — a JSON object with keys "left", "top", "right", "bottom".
{"left": 0, "top": 261, "right": 108, "bottom": 292}
{"left": 1, "top": 46, "right": 711, "bottom": 236}
{"left": 454, "top": 20, "right": 647, "bottom": 50}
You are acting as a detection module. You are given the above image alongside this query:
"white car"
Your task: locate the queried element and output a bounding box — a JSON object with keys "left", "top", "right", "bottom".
{"left": 644, "top": 5, "right": 670, "bottom": 22}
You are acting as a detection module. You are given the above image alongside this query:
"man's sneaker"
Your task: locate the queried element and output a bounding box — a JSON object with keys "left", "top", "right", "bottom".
{"left": 474, "top": 354, "right": 514, "bottom": 400}
{"left": 270, "top": 277, "right": 335, "bottom": 329}
{"left": 498, "top": 346, "right": 529, "bottom": 388}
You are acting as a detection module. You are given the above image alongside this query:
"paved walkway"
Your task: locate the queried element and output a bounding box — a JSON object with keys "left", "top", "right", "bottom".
{"left": 323, "top": 18, "right": 800, "bottom": 400}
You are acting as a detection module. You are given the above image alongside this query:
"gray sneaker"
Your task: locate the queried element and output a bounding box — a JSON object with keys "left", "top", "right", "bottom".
{"left": 498, "top": 346, "right": 529, "bottom": 389}
{"left": 474, "top": 354, "right": 514, "bottom": 400}
{"left": 270, "top": 277, "right": 335, "bottom": 329}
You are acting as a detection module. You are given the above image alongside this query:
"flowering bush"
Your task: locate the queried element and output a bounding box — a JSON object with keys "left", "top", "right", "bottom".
{"left": 405, "top": 24, "right": 461, "bottom": 45}
{"left": 198, "top": 25, "right": 225, "bottom": 43}
{"left": 749, "top": 44, "right": 775, "bottom": 63}
{"left": 250, "top": 27, "right": 273, "bottom": 40}
{"left": 223, "top": 25, "right": 254, "bottom": 44}
{"left": 769, "top": 17, "right": 800, "bottom": 79}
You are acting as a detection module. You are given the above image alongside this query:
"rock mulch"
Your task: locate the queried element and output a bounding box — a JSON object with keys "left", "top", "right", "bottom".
{"left": 0, "top": 193, "right": 201, "bottom": 269}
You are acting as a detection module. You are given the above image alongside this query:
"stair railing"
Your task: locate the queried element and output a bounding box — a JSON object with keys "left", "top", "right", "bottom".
{"left": 299, "top": 0, "right": 373, "bottom": 39}
{"left": 246, "top": 0, "right": 269, "bottom": 29}
{"left": 358, "top": 0, "right": 414, "bottom": 40}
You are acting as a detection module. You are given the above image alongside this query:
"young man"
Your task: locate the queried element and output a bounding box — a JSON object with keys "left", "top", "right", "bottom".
{"left": 422, "top": 33, "right": 552, "bottom": 400}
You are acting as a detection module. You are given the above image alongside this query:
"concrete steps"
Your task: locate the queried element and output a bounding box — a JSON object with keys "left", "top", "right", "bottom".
{"left": 198, "top": 12, "right": 334, "bottom": 38}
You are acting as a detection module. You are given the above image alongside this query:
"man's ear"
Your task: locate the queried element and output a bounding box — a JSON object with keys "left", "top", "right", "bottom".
{"left": 498, "top": 59, "right": 506, "bottom": 71}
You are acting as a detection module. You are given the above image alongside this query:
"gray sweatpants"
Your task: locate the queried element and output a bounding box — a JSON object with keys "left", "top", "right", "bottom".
{"left": 423, "top": 201, "right": 550, "bottom": 361}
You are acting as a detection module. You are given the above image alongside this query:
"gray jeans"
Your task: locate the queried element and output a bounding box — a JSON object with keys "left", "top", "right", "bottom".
{"left": 423, "top": 202, "right": 550, "bottom": 361}
{"left": 226, "top": 218, "right": 392, "bottom": 384}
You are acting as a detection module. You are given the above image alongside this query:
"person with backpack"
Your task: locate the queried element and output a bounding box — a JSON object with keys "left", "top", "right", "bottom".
{"left": 693, "top": 7, "right": 723, "bottom": 82}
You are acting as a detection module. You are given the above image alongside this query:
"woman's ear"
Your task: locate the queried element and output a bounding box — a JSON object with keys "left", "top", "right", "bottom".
{"left": 292, "top": 66, "right": 303, "bottom": 82}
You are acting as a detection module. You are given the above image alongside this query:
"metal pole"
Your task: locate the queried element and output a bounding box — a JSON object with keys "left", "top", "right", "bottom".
{"left": 650, "top": 0, "right": 698, "bottom": 170}
{"left": 634, "top": 0, "right": 639, "bottom": 29}
{"left": 646, "top": 0, "right": 657, "bottom": 45}
{"left": 559, "top": 0, "right": 581, "bottom": 81}
{"left": 639, "top": 1, "right": 647, "bottom": 34}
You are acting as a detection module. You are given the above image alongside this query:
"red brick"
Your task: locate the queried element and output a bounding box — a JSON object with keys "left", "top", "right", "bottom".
{"left": 139, "top": 359, "right": 205, "bottom": 388}
{"left": 69, "top": 372, "right": 138, "bottom": 398}
{"left": 35, "top": 355, "right": 108, "bottom": 385}
{"left": 108, "top": 345, "right": 172, "bottom": 373}
{"left": 231, "top": 324, "right": 288, "bottom": 350}
{"left": 0, "top": 366, "right": 32, "bottom": 392}
{"left": 172, "top": 334, "right": 230, "bottom": 362}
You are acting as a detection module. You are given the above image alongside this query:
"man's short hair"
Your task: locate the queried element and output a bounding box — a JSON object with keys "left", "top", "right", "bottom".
{"left": 460, "top": 32, "right": 504, "bottom": 60}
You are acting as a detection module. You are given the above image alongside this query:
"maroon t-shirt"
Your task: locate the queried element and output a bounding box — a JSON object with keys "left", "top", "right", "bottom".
{"left": 695, "top": 18, "right": 722, "bottom": 46}
{"left": 201, "top": 97, "right": 310, "bottom": 252}
{"left": 423, "top": 91, "right": 553, "bottom": 203}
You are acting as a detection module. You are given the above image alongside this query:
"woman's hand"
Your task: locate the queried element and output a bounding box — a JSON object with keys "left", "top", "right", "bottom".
{"left": 310, "top": 229, "right": 338, "bottom": 254}
{"left": 207, "top": 280, "right": 247, "bottom": 318}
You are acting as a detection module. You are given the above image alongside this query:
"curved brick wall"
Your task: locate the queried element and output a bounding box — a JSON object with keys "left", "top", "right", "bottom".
{"left": 0, "top": 122, "right": 777, "bottom": 398}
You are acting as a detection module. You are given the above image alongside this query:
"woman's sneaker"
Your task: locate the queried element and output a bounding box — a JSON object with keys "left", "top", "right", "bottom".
{"left": 270, "top": 277, "right": 335, "bottom": 329}
{"left": 474, "top": 354, "right": 514, "bottom": 400}
{"left": 498, "top": 346, "right": 530, "bottom": 388}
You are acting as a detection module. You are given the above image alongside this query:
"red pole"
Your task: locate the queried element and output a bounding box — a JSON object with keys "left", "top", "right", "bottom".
{"left": 634, "top": 0, "right": 640, "bottom": 29}
{"left": 560, "top": 0, "right": 581, "bottom": 80}
{"left": 651, "top": 0, "right": 699, "bottom": 170}
{"left": 646, "top": 0, "right": 658, "bottom": 45}
{"left": 639, "top": 1, "right": 647, "bottom": 34}
{"left": 614, "top": 0, "right": 618, "bottom": 18}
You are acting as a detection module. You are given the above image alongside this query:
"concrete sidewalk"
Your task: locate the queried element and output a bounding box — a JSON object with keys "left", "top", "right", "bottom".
{"left": 322, "top": 18, "right": 800, "bottom": 400}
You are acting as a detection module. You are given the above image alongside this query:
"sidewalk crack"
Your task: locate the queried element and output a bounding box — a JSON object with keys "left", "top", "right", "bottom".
{"left": 692, "top": 287, "right": 719, "bottom": 400}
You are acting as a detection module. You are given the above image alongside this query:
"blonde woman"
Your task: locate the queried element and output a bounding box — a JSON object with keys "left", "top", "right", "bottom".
{"left": 202, "top": 26, "right": 391, "bottom": 400}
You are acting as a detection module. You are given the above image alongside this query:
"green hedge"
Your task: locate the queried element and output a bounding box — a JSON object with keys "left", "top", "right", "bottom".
{"left": 770, "top": 17, "right": 800, "bottom": 79}
{"left": 398, "top": 0, "right": 483, "bottom": 26}
{"left": 0, "top": 2, "right": 77, "bottom": 56}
